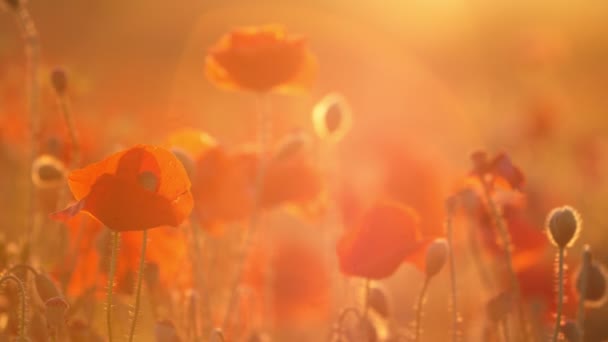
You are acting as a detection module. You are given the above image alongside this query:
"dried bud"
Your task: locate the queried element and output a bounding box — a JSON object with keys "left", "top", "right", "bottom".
{"left": 170, "top": 147, "right": 195, "bottom": 181}
{"left": 367, "top": 286, "right": 389, "bottom": 318}
{"left": 576, "top": 260, "right": 608, "bottom": 308}
{"left": 44, "top": 296, "right": 69, "bottom": 328}
{"left": 486, "top": 291, "right": 512, "bottom": 323}
{"left": 35, "top": 272, "right": 61, "bottom": 303}
{"left": 425, "top": 239, "right": 448, "bottom": 279}
{"left": 50, "top": 68, "right": 68, "bottom": 96}
{"left": 546, "top": 206, "right": 581, "bottom": 249}
{"left": 561, "top": 320, "right": 580, "bottom": 342}
{"left": 312, "top": 93, "right": 352, "bottom": 142}
{"left": 155, "top": 320, "right": 181, "bottom": 342}
{"left": 274, "top": 131, "right": 310, "bottom": 161}
{"left": 31, "top": 154, "right": 67, "bottom": 189}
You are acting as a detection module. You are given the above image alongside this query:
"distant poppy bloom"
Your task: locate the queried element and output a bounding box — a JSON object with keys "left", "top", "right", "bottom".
{"left": 337, "top": 202, "right": 427, "bottom": 279}
{"left": 205, "top": 25, "right": 316, "bottom": 93}
{"left": 51, "top": 145, "right": 193, "bottom": 232}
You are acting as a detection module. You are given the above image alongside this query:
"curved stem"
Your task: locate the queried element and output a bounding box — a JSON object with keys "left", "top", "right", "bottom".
{"left": 106, "top": 231, "right": 120, "bottom": 342}
{"left": 445, "top": 200, "right": 459, "bottom": 342}
{"left": 222, "top": 95, "right": 269, "bottom": 331}
{"left": 415, "top": 277, "right": 430, "bottom": 342}
{"left": 0, "top": 274, "right": 27, "bottom": 340}
{"left": 479, "top": 177, "right": 527, "bottom": 341}
{"left": 7, "top": 264, "right": 38, "bottom": 277}
{"left": 128, "top": 229, "right": 148, "bottom": 342}
{"left": 552, "top": 248, "right": 565, "bottom": 342}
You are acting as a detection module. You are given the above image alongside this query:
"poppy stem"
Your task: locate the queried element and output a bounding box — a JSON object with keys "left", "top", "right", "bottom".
{"left": 222, "top": 95, "right": 270, "bottom": 332}
{"left": 106, "top": 231, "right": 120, "bottom": 342}
{"left": 415, "top": 277, "right": 430, "bottom": 342}
{"left": 128, "top": 228, "right": 148, "bottom": 342}
{"left": 0, "top": 274, "right": 27, "bottom": 341}
{"left": 479, "top": 176, "right": 528, "bottom": 341}
{"left": 445, "top": 198, "right": 460, "bottom": 342}
{"left": 577, "top": 245, "right": 591, "bottom": 342}
{"left": 552, "top": 248, "right": 565, "bottom": 342}
{"left": 14, "top": 1, "right": 41, "bottom": 252}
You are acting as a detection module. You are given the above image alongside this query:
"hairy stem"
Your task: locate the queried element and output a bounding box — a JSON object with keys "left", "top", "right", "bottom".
{"left": 128, "top": 229, "right": 148, "bottom": 342}
{"left": 552, "top": 248, "right": 565, "bottom": 342}
{"left": 415, "top": 277, "right": 430, "bottom": 342}
{"left": 106, "top": 231, "right": 120, "bottom": 342}
{"left": 0, "top": 274, "right": 27, "bottom": 340}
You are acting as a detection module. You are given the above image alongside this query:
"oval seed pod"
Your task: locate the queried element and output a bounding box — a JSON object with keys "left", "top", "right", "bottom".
{"left": 546, "top": 206, "right": 581, "bottom": 249}
{"left": 311, "top": 93, "right": 352, "bottom": 142}
{"left": 31, "top": 154, "right": 67, "bottom": 189}
{"left": 425, "top": 238, "right": 449, "bottom": 279}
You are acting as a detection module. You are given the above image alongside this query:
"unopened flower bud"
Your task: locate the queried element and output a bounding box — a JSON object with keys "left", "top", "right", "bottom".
{"left": 31, "top": 154, "right": 66, "bottom": 189}
{"left": 577, "top": 260, "right": 608, "bottom": 308}
{"left": 45, "top": 296, "right": 69, "bottom": 328}
{"left": 50, "top": 68, "right": 68, "bottom": 96}
{"left": 425, "top": 238, "right": 448, "bottom": 279}
{"left": 546, "top": 206, "right": 581, "bottom": 249}
{"left": 312, "top": 93, "right": 352, "bottom": 142}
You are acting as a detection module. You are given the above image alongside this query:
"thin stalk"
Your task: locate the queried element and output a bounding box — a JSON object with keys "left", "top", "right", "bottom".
{"left": 445, "top": 200, "right": 460, "bottom": 342}
{"left": 552, "top": 248, "right": 565, "bottom": 342}
{"left": 415, "top": 277, "right": 430, "bottom": 342}
{"left": 106, "top": 231, "right": 120, "bottom": 342}
{"left": 222, "top": 96, "right": 269, "bottom": 332}
{"left": 577, "top": 246, "right": 591, "bottom": 341}
{"left": 128, "top": 229, "right": 148, "bottom": 342}
{"left": 479, "top": 177, "right": 528, "bottom": 341}
{"left": 57, "top": 95, "right": 80, "bottom": 169}
{"left": 14, "top": 4, "right": 41, "bottom": 244}
{"left": 0, "top": 274, "right": 27, "bottom": 340}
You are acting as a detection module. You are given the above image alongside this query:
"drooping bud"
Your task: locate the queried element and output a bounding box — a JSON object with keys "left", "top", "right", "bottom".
{"left": 44, "top": 296, "right": 69, "bottom": 328}
{"left": 367, "top": 286, "right": 389, "bottom": 318}
{"left": 425, "top": 238, "right": 448, "bottom": 279}
{"left": 31, "top": 154, "right": 67, "bottom": 189}
{"left": 35, "top": 272, "right": 61, "bottom": 303}
{"left": 155, "top": 320, "right": 181, "bottom": 342}
{"left": 50, "top": 67, "right": 68, "bottom": 96}
{"left": 312, "top": 93, "right": 352, "bottom": 142}
{"left": 546, "top": 206, "right": 581, "bottom": 249}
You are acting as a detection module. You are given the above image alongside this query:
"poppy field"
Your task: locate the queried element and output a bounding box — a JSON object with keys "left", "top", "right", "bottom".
{"left": 1, "top": 1, "right": 608, "bottom": 341}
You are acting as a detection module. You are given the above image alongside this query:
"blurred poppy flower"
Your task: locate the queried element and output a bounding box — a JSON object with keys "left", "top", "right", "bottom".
{"left": 192, "top": 144, "right": 321, "bottom": 232}
{"left": 51, "top": 145, "right": 193, "bottom": 232}
{"left": 337, "top": 202, "right": 427, "bottom": 279}
{"left": 205, "top": 25, "right": 316, "bottom": 93}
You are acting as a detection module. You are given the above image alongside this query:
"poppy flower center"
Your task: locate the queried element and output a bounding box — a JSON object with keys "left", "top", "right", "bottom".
{"left": 138, "top": 171, "right": 159, "bottom": 192}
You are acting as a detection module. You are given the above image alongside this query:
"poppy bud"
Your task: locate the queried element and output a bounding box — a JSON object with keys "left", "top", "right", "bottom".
{"left": 155, "top": 320, "right": 181, "bottom": 342}
{"left": 35, "top": 272, "right": 61, "bottom": 303}
{"left": 31, "top": 154, "right": 67, "bottom": 189}
{"left": 546, "top": 206, "right": 581, "bottom": 249}
{"left": 312, "top": 93, "right": 352, "bottom": 142}
{"left": 561, "top": 320, "right": 580, "bottom": 342}
{"left": 50, "top": 68, "right": 68, "bottom": 96}
{"left": 273, "top": 131, "right": 310, "bottom": 161}
{"left": 425, "top": 239, "right": 448, "bottom": 279}
{"left": 367, "top": 286, "right": 389, "bottom": 318}
{"left": 44, "top": 296, "right": 69, "bottom": 328}
{"left": 486, "top": 291, "right": 511, "bottom": 323}
{"left": 576, "top": 260, "right": 608, "bottom": 307}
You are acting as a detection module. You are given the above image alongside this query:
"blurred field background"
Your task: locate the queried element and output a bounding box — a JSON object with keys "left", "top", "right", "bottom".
{"left": 2, "top": 1, "right": 608, "bottom": 341}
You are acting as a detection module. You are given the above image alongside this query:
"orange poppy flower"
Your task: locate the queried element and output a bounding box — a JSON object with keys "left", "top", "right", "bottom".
{"left": 337, "top": 202, "right": 427, "bottom": 279}
{"left": 205, "top": 25, "right": 317, "bottom": 93}
{"left": 51, "top": 145, "right": 193, "bottom": 232}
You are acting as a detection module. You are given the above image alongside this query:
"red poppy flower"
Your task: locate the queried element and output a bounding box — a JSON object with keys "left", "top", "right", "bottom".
{"left": 51, "top": 145, "right": 193, "bottom": 232}
{"left": 205, "top": 25, "right": 317, "bottom": 93}
{"left": 337, "top": 202, "right": 426, "bottom": 279}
